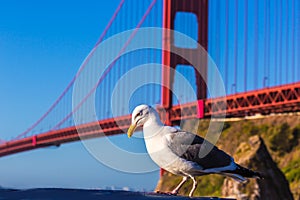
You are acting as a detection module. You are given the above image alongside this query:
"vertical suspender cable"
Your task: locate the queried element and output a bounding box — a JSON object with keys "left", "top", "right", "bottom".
{"left": 214, "top": 2, "right": 219, "bottom": 97}
{"left": 285, "top": 0, "right": 289, "bottom": 83}
{"left": 297, "top": 0, "right": 300, "bottom": 82}
{"left": 174, "top": 2, "right": 178, "bottom": 103}
{"left": 274, "top": 0, "right": 278, "bottom": 85}
{"left": 129, "top": 1, "right": 134, "bottom": 108}
{"left": 152, "top": 0, "right": 155, "bottom": 104}
{"left": 150, "top": 1, "right": 154, "bottom": 104}
{"left": 263, "top": 0, "right": 268, "bottom": 87}
{"left": 233, "top": 0, "right": 238, "bottom": 93}
{"left": 157, "top": 0, "right": 161, "bottom": 104}
{"left": 215, "top": 0, "right": 220, "bottom": 92}
{"left": 267, "top": 0, "right": 270, "bottom": 86}
{"left": 263, "top": 0, "right": 266, "bottom": 87}
{"left": 146, "top": 1, "right": 151, "bottom": 103}
{"left": 147, "top": 1, "right": 151, "bottom": 104}
{"left": 291, "top": 0, "right": 295, "bottom": 83}
{"left": 278, "top": 0, "right": 283, "bottom": 84}
{"left": 224, "top": 0, "right": 229, "bottom": 95}
{"left": 120, "top": 2, "right": 125, "bottom": 115}
{"left": 244, "top": 0, "right": 248, "bottom": 91}
{"left": 254, "top": 0, "right": 258, "bottom": 89}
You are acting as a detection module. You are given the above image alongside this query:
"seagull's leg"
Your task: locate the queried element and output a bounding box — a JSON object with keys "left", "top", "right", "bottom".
{"left": 171, "top": 176, "right": 188, "bottom": 195}
{"left": 188, "top": 176, "right": 198, "bottom": 197}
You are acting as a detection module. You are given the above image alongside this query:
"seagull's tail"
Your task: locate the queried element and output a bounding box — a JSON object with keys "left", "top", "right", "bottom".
{"left": 225, "top": 164, "right": 263, "bottom": 181}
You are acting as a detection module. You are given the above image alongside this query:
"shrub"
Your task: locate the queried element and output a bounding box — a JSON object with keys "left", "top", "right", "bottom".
{"left": 283, "top": 159, "right": 300, "bottom": 182}
{"left": 269, "top": 123, "right": 296, "bottom": 153}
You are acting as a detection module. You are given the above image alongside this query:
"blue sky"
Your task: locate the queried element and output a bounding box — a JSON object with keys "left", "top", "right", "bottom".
{"left": 0, "top": 0, "right": 298, "bottom": 191}
{"left": 0, "top": 0, "right": 159, "bottom": 190}
{"left": 0, "top": 0, "right": 121, "bottom": 139}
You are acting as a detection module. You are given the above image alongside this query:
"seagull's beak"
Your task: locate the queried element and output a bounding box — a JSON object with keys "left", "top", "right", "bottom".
{"left": 127, "top": 123, "right": 137, "bottom": 138}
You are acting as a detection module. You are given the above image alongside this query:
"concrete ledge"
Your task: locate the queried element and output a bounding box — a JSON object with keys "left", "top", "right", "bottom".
{"left": 0, "top": 188, "right": 236, "bottom": 200}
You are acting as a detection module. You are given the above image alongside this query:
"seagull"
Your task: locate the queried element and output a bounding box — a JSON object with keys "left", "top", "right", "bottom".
{"left": 127, "top": 104, "right": 262, "bottom": 197}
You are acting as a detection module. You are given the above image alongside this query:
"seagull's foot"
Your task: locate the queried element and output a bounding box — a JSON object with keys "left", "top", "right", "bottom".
{"left": 170, "top": 189, "right": 179, "bottom": 195}
{"left": 155, "top": 190, "right": 178, "bottom": 196}
{"left": 155, "top": 190, "right": 166, "bottom": 194}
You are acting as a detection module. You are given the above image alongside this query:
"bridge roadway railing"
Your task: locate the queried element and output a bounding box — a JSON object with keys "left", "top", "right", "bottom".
{"left": 0, "top": 82, "right": 299, "bottom": 157}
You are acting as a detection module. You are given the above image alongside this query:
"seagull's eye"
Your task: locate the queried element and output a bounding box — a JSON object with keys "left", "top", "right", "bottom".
{"left": 134, "top": 110, "right": 143, "bottom": 120}
{"left": 139, "top": 110, "right": 143, "bottom": 116}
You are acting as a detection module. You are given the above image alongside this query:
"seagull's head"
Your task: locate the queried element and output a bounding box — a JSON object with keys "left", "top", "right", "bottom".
{"left": 127, "top": 104, "right": 154, "bottom": 138}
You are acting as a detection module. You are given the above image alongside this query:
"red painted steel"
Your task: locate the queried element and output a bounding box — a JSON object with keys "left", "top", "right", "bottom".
{"left": 168, "top": 82, "right": 300, "bottom": 122}
{"left": 197, "top": 100, "right": 205, "bottom": 118}
{"left": 1, "top": 82, "right": 299, "bottom": 157}
{"left": 161, "top": 0, "right": 172, "bottom": 125}
{"left": 204, "top": 82, "right": 300, "bottom": 117}
{"left": 0, "top": 115, "right": 131, "bottom": 157}
{"left": 161, "top": 0, "right": 208, "bottom": 125}
{"left": 32, "top": 135, "right": 37, "bottom": 146}
{"left": 160, "top": 168, "right": 166, "bottom": 177}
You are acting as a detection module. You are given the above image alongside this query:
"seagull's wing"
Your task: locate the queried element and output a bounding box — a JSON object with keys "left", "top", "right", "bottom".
{"left": 165, "top": 126, "right": 233, "bottom": 170}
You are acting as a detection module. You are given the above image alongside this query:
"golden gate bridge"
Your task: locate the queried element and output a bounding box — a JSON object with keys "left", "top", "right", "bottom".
{"left": 0, "top": 0, "right": 299, "bottom": 157}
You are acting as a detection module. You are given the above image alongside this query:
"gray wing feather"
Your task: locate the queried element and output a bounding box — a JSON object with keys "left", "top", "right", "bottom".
{"left": 166, "top": 128, "right": 232, "bottom": 169}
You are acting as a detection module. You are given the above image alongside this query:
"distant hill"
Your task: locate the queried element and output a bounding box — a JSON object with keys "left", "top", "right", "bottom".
{"left": 155, "top": 114, "right": 300, "bottom": 199}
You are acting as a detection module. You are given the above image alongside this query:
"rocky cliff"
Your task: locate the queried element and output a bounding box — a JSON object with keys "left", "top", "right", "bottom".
{"left": 222, "top": 135, "right": 293, "bottom": 200}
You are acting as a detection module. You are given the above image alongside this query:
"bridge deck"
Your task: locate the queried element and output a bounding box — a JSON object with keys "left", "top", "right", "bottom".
{"left": 0, "top": 82, "right": 299, "bottom": 157}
